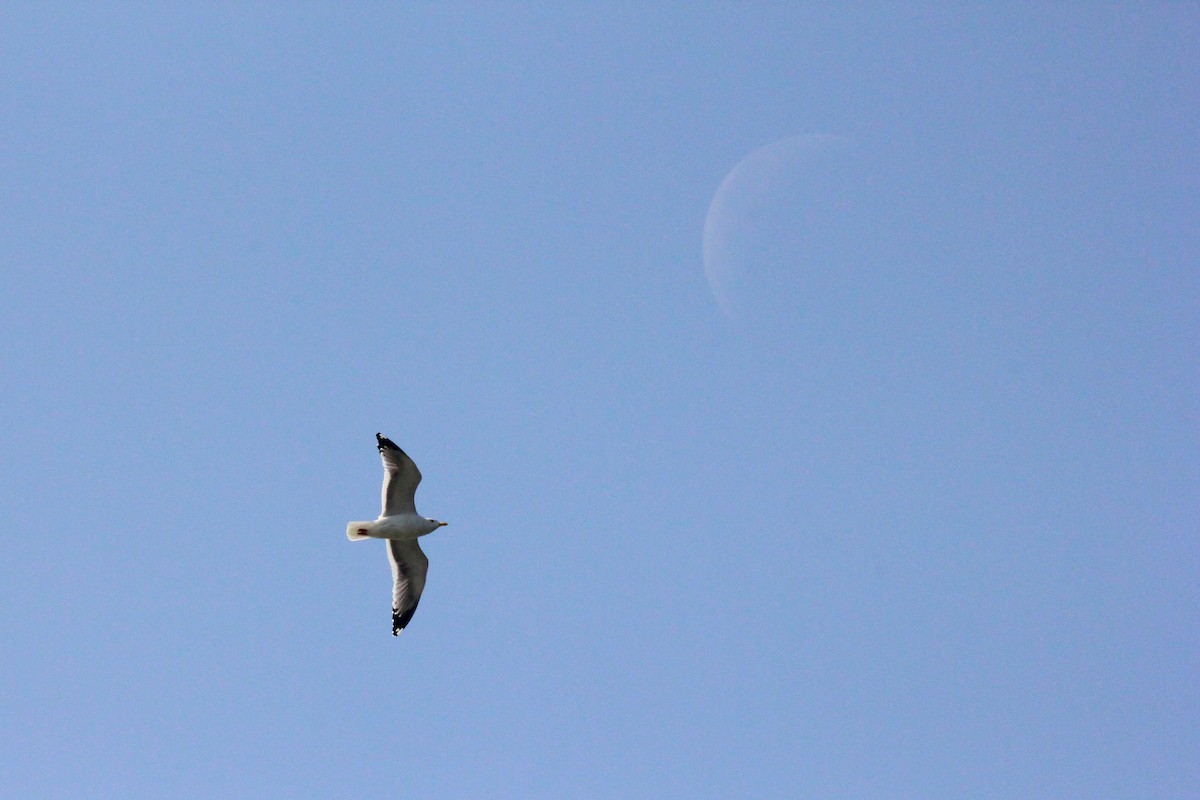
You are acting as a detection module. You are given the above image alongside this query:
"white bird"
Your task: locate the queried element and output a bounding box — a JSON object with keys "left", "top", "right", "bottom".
{"left": 347, "top": 433, "right": 448, "bottom": 635}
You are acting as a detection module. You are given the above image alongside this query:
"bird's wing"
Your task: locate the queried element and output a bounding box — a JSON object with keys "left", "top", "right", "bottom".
{"left": 377, "top": 433, "right": 422, "bottom": 517}
{"left": 387, "top": 538, "right": 429, "bottom": 636}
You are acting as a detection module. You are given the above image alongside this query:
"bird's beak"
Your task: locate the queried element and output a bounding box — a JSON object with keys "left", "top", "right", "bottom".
{"left": 438, "top": 521, "right": 449, "bottom": 527}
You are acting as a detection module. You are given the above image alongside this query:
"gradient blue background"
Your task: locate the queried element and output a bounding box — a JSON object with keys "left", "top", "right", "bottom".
{"left": 2, "top": 4, "right": 1196, "bottom": 798}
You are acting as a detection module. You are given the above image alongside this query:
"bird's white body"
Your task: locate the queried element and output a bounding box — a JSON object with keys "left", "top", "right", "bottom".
{"left": 346, "top": 513, "right": 440, "bottom": 541}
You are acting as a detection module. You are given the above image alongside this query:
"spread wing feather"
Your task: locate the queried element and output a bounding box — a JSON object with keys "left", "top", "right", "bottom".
{"left": 387, "top": 538, "right": 429, "bottom": 635}
{"left": 377, "top": 433, "right": 422, "bottom": 517}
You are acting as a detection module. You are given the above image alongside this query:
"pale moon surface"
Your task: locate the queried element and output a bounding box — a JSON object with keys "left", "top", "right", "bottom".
{"left": 703, "top": 134, "right": 863, "bottom": 323}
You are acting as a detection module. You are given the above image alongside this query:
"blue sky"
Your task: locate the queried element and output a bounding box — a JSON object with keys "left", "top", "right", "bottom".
{"left": 2, "top": 4, "right": 1196, "bottom": 798}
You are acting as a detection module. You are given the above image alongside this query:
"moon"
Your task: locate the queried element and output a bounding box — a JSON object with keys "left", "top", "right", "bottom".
{"left": 702, "top": 134, "right": 856, "bottom": 322}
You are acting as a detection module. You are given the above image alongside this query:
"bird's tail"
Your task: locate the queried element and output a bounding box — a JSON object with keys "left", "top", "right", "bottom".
{"left": 346, "top": 522, "right": 374, "bottom": 541}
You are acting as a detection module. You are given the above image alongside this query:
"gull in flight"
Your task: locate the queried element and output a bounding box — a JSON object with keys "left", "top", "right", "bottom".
{"left": 347, "top": 433, "right": 448, "bottom": 635}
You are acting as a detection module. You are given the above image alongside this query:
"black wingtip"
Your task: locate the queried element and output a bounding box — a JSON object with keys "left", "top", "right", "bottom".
{"left": 376, "top": 433, "right": 401, "bottom": 452}
{"left": 392, "top": 602, "right": 419, "bottom": 636}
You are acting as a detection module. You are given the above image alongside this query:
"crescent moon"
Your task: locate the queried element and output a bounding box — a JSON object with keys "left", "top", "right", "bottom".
{"left": 702, "top": 134, "right": 846, "bottom": 320}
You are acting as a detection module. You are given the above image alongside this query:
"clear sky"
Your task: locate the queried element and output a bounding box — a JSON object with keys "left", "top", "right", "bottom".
{"left": 2, "top": 4, "right": 1196, "bottom": 798}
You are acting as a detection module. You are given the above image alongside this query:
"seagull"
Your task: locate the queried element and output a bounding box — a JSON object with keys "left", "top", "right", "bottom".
{"left": 347, "top": 433, "right": 448, "bottom": 635}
